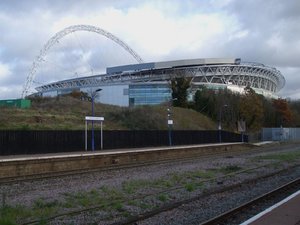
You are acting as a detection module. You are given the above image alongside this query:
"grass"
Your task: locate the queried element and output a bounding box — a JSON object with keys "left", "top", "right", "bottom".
{"left": 0, "top": 96, "right": 216, "bottom": 130}
{"left": 0, "top": 166, "right": 250, "bottom": 223}
{"left": 157, "top": 194, "right": 168, "bottom": 202}
{"left": 111, "top": 201, "right": 124, "bottom": 212}
{"left": 0, "top": 205, "right": 31, "bottom": 225}
{"left": 219, "top": 165, "right": 243, "bottom": 174}
{"left": 185, "top": 183, "right": 196, "bottom": 192}
{"left": 185, "top": 170, "right": 216, "bottom": 180}
{"left": 255, "top": 151, "right": 300, "bottom": 162}
{"left": 122, "top": 179, "right": 151, "bottom": 194}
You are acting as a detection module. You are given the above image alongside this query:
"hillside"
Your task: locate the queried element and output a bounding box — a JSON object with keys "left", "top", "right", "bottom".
{"left": 0, "top": 96, "right": 216, "bottom": 130}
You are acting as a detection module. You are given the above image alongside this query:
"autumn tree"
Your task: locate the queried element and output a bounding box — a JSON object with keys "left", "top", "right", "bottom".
{"left": 238, "top": 87, "right": 264, "bottom": 131}
{"left": 289, "top": 100, "right": 300, "bottom": 127}
{"left": 272, "top": 98, "right": 293, "bottom": 126}
{"left": 261, "top": 97, "right": 277, "bottom": 127}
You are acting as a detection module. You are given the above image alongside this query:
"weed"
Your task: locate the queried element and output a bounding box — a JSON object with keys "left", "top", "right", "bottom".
{"left": 170, "top": 173, "right": 183, "bottom": 184}
{"left": 121, "top": 211, "right": 131, "bottom": 218}
{"left": 0, "top": 205, "right": 30, "bottom": 224}
{"left": 140, "top": 202, "right": 151, "bottom": 209}
{"left": 111, "top": 201, "right": 124, "bottom": 212}
{"left": 220, "top": 165, "right": 242, "bottom": 174}
{"left": 0, "top": 217, "right": 17, "bottom": 225}
{"left": 191, "top": 170, "right": 215, "bottom": 179}
{"left": 153, "top": 178, "right": 173, "bottom": 188}
{"left": 256, "top": 151, "right": 300, "bottom": 162}
{"left": 100, "top": 186, "right": 123, "bottom": 199}
{"left": 32, "top": 198, "right": 61, "bottom": 218}
{"left": 122, "top": 179, "right": 150, "bottom": 194}
{"left": 185, "top": 183, "right": 196, "bottom": 192}
{"left": 33, "top": 198, "right": 60, "bottom": 209}
{"left": 157, "top": 194, "right": 168, "bottom": 202}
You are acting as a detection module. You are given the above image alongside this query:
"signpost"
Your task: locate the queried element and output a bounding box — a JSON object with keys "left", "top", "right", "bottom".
{"left": 237, "top": 119, "right": 246, "bottom": 142}
{"left": 85, "top": 116, "right": 104, "bottom": 151}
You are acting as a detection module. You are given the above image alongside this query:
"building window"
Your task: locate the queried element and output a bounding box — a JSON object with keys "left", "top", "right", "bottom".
{"left": 129, "top": 84, "right": 171, "bottom": 106}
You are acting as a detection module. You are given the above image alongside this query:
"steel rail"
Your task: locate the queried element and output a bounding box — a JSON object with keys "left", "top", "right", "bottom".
{"left": 20, "top": 163, "right": 300, "bottom": 225}
{"left": 199, "top": 177, "right": 300, "bottom": 225}
{"left": 114, "top": 165, "right": 300, "bottom": 225}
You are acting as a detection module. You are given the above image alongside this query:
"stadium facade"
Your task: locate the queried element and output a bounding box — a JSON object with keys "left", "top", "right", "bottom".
{"left": 35, "top": 58, "right": 285, "bottom": 107}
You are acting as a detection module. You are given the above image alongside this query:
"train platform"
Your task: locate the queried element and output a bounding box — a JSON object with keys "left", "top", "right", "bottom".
{"left": 0, "top": 142, "right": 251, "bottom": 180}
{"left": 241, "top": 190, "right": 300, "bottom": 225}
{"left": 0, "top": 142, "right": 243, "bottom": 162}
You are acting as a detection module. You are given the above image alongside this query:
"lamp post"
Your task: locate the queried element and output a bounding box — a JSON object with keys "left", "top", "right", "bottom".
{"left": 167, "top": 98, "right": 177, "bottom": 146}
{"left": 91, "top": 88, "right": 102, "bottom": 151}
{"left": 167, "top": 108, "right": 173, "bottom": 146}
{"left": 218, "top": 104, "right": 228, "bottom": 143}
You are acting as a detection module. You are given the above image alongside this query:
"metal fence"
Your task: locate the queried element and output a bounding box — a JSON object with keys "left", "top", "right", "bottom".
{"left": 0, "top": 130, "right": 246, "bottom": 155}
{"left": 262, "top": 128, "right": 300, "bottom": 141}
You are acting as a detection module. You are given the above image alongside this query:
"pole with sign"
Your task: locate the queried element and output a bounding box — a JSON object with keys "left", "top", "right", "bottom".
{"left": 85, "top": 116, "right": 104, "bottom": 151}
{"left": 237, "top": 119, "right": 246, "bottom": 142}
{"left": 167, "top": 108, "right": 173, "bottom": 146}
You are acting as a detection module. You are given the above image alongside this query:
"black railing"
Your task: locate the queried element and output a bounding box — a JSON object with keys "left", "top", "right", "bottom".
{"left": 0, "top": 130, "right": 247, "bottom": 155}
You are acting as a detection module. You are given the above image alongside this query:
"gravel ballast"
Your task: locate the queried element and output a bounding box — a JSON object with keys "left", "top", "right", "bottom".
{"left": 0, "top": 142, "right": 299, "bottom": 225}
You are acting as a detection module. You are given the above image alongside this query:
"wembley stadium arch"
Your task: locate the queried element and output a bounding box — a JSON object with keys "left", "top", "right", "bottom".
{"left": 34, "top": 57, "right": 285, "bottom": 107}
{"left": 22, "top": 24, "right": 144, "bottom": 99}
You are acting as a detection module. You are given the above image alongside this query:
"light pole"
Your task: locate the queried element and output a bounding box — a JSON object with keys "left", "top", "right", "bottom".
{"left": 218, "top": 104, "right": 228, "bottom": 143}
{"left": 167, "top": 108, "right": 172, "bottom": 146}
{"left": 91, "top": 88, "right": 102, "bottom": 151}
{"left": 167, "top": 98, "right": 177, "bottom": 146}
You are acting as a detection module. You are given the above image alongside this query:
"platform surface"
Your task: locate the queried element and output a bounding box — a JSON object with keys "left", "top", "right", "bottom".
{"left": 0, "top": 142, "right": 241, "bottom": 162}
{"left": 241, "top": 190, "right": 300, "bottom": 225}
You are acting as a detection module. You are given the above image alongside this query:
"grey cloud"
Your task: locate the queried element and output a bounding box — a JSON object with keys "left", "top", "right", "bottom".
{"left": 0, "top": 0, "right": 300, "bottom": 99}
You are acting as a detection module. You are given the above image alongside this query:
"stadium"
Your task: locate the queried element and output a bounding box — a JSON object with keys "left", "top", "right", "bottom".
{"left": 24, "top": 25, "right": 285, "bottom": 107}
{"left": 32, "top": 57, "right": 285, "bottom": 107}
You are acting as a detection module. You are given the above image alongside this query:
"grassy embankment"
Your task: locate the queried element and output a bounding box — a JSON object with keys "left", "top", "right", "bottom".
{"left": 0, "top": 96, "right": 216, "bottom": 130}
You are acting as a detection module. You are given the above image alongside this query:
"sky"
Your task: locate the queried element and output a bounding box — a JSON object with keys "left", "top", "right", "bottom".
{"left": 0, "top": 0, "right": 300, "bottom": 99}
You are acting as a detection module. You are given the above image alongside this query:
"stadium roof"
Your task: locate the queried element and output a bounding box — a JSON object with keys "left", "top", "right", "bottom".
{"left": 107, "top": 58, "right": 241, "bottom": 74}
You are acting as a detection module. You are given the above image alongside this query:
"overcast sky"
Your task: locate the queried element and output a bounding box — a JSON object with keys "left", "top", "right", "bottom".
{"left": 0, "top": 0, "right": 300, "bottom": 99}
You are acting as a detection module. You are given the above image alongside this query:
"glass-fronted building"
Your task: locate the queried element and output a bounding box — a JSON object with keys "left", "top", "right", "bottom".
{"left": 129, "top": 83, "right": 171, "bottom": 106}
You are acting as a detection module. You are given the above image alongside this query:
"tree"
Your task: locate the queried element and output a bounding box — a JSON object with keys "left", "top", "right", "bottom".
{"left": 238, "top": 87, "right": 264, "bottom": 131}
{"left": 261, "top": 97, "right": 277, "bottom": 127}
{"left": 193, "top": 87, "right": 242, "bottom": 130}
{"left": 272, "top": 98, "right": 293, "bottom": 126}
{"left": 170, "top": 76, "right": 191, "bottom": 107}
{"left": 289, "top": 100, "right": 300, "bottom": 127}
{"left": 194, "top": 86, "right": 217, "bottom": 118}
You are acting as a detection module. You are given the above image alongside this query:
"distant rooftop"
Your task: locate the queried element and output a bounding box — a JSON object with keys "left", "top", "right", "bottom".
{"left": 107, "top": 58, "right": 241, "bottom": 74}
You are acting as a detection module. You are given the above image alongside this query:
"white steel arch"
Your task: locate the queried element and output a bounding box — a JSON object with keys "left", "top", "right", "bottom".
{"left": 22, "top": 24, "right": 144, "bottom": 98}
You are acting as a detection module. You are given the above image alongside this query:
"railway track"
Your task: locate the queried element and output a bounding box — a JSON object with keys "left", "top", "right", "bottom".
{"left": 112, "top": 165, "right": 300, "bottom": 225}
{"left": 20, "top": 164, "right": 300, "bottom": 225}
{"left": 199, "top": 177, "right": 300, "bottom": 225}
{"left": 2, "top": 142, "right": 299, "bottom": 224}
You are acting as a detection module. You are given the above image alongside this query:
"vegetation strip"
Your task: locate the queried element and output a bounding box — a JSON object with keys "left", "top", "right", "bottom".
{"left": 1, "top": 148, "right": 299, "bottom": 224}
{"left": 114, "top": 165, "right": 300, "bottom": 225}
{"left": 14, "top": 162, "right": 299, "bottom": 225}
